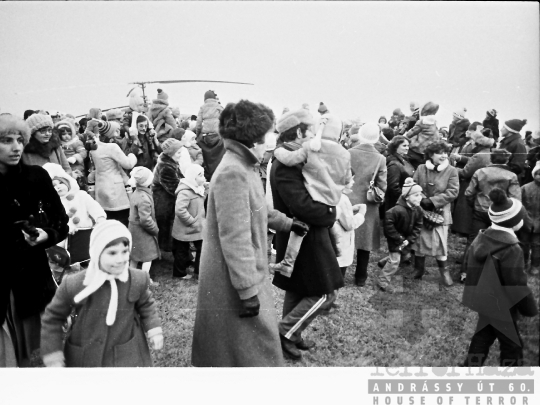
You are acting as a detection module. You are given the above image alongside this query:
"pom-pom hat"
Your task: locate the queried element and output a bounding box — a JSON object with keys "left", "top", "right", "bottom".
{"left": 402, "top": 177, "right": 423, "bottom": 198}
{"left": 503, "top": 119, "right": 527, "bottom": 134}
{"left": 488, "top": 188, "right": 524, "bottom": 229}
{"left": 453, "top": 107, "right": 467, "bottom": 120}
{"left": 98, "top": 121, "right": 120, "bottom": 138}
{"left": 317, "top": 102, "right": 328, "bottom": 114}
{"left": 204, "top": 90, "right": 217, "bottom": 101}
{"left": 26, "top": 113, "right": 53, "bottom": 134}
{"left": 276, "top": 108, "right": 315, "bottom": 134}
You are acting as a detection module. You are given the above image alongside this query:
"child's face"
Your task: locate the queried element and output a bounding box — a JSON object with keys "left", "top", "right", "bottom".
{"left": 99, "top": 242, "right": 130, "bottom": 276}
{"left": 48, "top": 259, "right": 64, "bottom": 273}
{"left": 534, "top": 171, "right": 540, "bottom": 184}
{"left": 195, "top": 171, "right": 205, "bottom": 186}
{"left": 52, "top": 179, "right": 69, "bottom": 197}
{"left": 59, "top": 129, "right": 72, "bottom": 142}
{"left": 406, "top": 192, "right": 423, "bottom": 207}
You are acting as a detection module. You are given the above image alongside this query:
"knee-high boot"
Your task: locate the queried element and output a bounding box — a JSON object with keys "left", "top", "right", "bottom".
{"left": 411, "top": 255, "right": 426, "bottom": 279}
{"left": 437, "top": 259, "right": 453, "bottom": 287}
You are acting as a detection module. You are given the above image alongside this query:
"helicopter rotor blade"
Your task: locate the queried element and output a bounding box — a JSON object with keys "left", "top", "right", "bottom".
{"left": 129, "top": 80, "right": 253, "bottom": 86}
{"left": 126, "top": 87, "right": 137, "bottom": 97}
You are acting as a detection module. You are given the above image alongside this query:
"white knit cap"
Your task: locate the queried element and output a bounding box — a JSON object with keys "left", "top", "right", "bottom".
{"left": 130, "top": 166, "right": 153, "bottom": 187}
{"left": 357, "top": 122, "right": 380, "bottom": 144}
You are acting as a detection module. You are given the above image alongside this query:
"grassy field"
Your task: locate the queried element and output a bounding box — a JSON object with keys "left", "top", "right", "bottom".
{"left": 148, "top": 232, "right": 539, "bottom": 367}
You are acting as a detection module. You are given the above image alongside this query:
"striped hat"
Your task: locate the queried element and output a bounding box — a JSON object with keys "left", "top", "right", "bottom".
{"left": 488, "top": 188, "right": 524, "bottom": 229}
{"left": 98, "top": 121, "right": 120, "bottom": 138}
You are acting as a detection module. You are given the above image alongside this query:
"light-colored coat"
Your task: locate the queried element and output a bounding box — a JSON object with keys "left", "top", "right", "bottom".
{"left": 41, "top": 269, "right": 161, "bottom": 367}
{"left": 128, "top": 187, "right": 160, "bottom": 263}
{"left": 348, "top": 143, "right": 387, "bottom": 251}
{"left": 172, "top": 182, "right": 206, "bottom": 242}
{"left": 195, "top": 98, "right": 223, "bottom": 135}
{"left": 334, "top": 193, "right": 365, "bottom": 267}
{"left": 191, "top": 139, "right": 292, "bottom": 367}
{"left": 90, "top": 142, "right": 137, "bottom": 211}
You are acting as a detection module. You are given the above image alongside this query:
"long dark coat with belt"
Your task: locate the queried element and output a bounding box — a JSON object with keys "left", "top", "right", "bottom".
{"left": 270, "top": 142, "right": 343, "bottom": 297}
{"left": 0, "top": 163, "right": 69, "bottom": 325}
{"left": 385, "top": 153, "right": 415, "bottom": 212}
{"left": 348, "top": 143, "right": 388, "bottom": 251}
{"left": 191, "top": 140, "right": 292, "bottom": 367}
{"left": 152, "top": 153, "right": 182, "bottom": 252}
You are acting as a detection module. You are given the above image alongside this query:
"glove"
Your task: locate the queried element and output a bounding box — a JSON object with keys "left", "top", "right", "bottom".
{"left": 291, "top": 218, "right": 309, "bottom": 236}
{"left": 150, "top": 333, "right": 164, "bottom": 350}
{"left": 67, "top": 157, "right": 77, "bottom": 164}
{"left": 420, "top": 198, "right": 434, "bottom": 211}
{"left": 239, "top": 295, "right": 260, "bottom": 318}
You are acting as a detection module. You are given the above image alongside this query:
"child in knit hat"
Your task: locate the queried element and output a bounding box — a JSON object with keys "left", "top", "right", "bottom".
{"left": 171, "top": 164, "right": 208, "bottom": 280}
{"left": 376, "top": 178, "right": 424, "bottom": 292}
{"left": 404, "top": 101, "right": 440, "bottom": 169}
{"left": 270, "top": 111, "right": 352, "bottom": 277}
{"left": 461, "top": 188, "right": 538, "bottom": 366}
{"left": 149, "top": 89, "right": 178, "bottom": 143}
{"left": 41, "top": 220, "right": 163, "bottom": 367}
{"left": 128, "top": 167, "right": 161, "bottom": 286}
{"left": 181, "top": 129, "right": 203, "bottom": 166}
{"left": 195, "top": 90, "right": 223, "bottom": 136}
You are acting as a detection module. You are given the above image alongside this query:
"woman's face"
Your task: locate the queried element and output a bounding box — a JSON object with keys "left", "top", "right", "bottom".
{"left": 33, "top": 126, "right": 53, "bottom": 143}
{"left": 396, "top": 140, "right": 409, "bottom": 156}
{"left": 431, "top": 150, "right": 448, "bottom": 166}
{"left": 0, "top": 133, "right": 24, "bottom": 168}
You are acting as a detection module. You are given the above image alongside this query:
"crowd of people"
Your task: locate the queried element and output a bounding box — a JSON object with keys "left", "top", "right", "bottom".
{"left": 0, "top": 91, "right": 538, "bottom": 368}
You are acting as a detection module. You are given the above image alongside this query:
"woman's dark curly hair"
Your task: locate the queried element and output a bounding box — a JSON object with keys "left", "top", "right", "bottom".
{"left": 424, "top": 140, "right": 450, "bottom": 159}
{"left": 219, "top": 100, "right": 275, "bottom": 148}
{"left": 387, "top": 135, "right": 409, "bottom": 156}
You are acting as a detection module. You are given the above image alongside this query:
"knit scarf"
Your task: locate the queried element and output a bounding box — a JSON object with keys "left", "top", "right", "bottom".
{"left": 73, "top": 264, "right": 129, "bottom": 326}
{"left": 24, "top": 133, "right": 61, "bottom": 158}
{"left": 425, "top": 158, "right": 449, "bottom": 172}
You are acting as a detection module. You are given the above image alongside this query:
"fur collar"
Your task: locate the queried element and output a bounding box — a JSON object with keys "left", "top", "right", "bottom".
{"left": 425, "top": 158, "right": 449, "bottom": 172}
{"left": 24, "top": 133, "right": 61, "bottom": 158}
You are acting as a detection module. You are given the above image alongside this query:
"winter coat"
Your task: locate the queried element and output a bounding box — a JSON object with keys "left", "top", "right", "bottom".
{"left": 172, "top": 182, "right": 206, "bottom": 242}
{"left": 58, "top": 122, "right": 87, "bottom": 174}
{"left": 187, "top": 144, "right": 204, "bottom": 166}
{"left": 334, "top": 194, "right": 365, "bottom": 267}
{"left": 0, "top": 163, "right": 69, "bottom": 325}
{"left": 521, "top": 181, "right": 540, "bottom": 233}
{"left": 384, "top": 196, "right": 423, "bottom": 253}
{"left": 152, "top": 153, "right": 182, "bottom": 252}
{"left": 22, "top": 134, "right": 72, "bottom": 174}
{"left": 41, "top": 269, "right": 161, "bottom": 367}
{"left": 498, "top": 133, "right": 527, "bottom": 177}
{"left": 195, "top": 98, "right": 223, "bottom": 135}
{"left": 348, "top": 143, "right": 388, "bottom": 251}
{"left": 196, "top": 132, "right": 226, "bottom": 181}
{"left": 483, "top": 116, "right": 500, "bottom": 142}
{"left": 59, "top": 180, "right": 105, "bottom": 232}
{"left": 149, "top": 100, "right": 177, "bottom": 142}
{"left": 129, "top": 187, "right": 161, "bottom": 263}
{"left": 465, "top": 164, "right": 521, "bottom": 213}
{"left": 463, "top": 228, "right": 538, "bottom": 320}
{"left": 458, "top": 148, "right": 492, "bottom": 180}
{"left": 130, "top": 131, "right": 161, "bottom": 171}
{"left": 192, "top": 139, "right": 292, "bottom": 367}
{"left": 404, "top": 102, "right": 440, "bottom": 154}
{"left": 90, "top": 142, "right": 137, "bottom": 211}
{"left": 385, "top": 153, "right": 415, "bottom": 212}
{"left": 271, "top": 142, "right": 343, "bottom": 296}
{"left": 523, "top": 145, "right": 540, "bottom": 184}
{"left": 448, "top": 118, "right": 471, "bottom": 149}
{"left": 413, "top": 162, "right": 459, "bottom": 226}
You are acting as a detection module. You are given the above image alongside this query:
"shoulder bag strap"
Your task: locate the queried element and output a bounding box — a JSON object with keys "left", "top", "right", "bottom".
{"left": 370, "top": 158, "right": 381, "bottom": 185}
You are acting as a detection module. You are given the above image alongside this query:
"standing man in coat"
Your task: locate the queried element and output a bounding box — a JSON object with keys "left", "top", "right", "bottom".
{"left": 498, "top": 118, "right": 528, "bottom": 182}
{"left": 270, "top": 109, "right": 344, "bottom": 361}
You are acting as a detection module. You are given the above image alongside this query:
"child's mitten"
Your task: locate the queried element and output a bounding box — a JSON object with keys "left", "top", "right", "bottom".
{"left": 147, "top": 327, "right": 164, "bottom": 351}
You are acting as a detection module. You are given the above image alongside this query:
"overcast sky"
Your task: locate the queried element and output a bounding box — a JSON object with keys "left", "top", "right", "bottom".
{"left": 1, "top": 1, "right": 538, "bottom": 132}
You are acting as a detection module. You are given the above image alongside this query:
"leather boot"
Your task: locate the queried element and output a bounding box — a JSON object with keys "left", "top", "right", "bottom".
{"left": 410, "top": 256, "right": 426, "bottom": 279}
{"left": 437, "top": 259, "right": 453, "bottom": 287}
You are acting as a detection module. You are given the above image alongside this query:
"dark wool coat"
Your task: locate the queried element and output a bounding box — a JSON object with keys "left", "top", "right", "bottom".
{"left": 0, "top": 163, "right": 69, "bottom": 325}
{"left": 270, "top": 143, "right": 343, "bottom": 297}
{"left": 448, "top": 118, "right": 471, "bottom": 149}
{"left": 483, "top": 116, "right": 500, "bottom": 141}
{"left": 523, "top": 146, "right": 540, "bottom": 184}
{"left": 499, "top": 133, "right": 527, "bottom": 177}
{"left": 131, "top": 130, "right": 161, "bottom": 171}
{"left": 22, "top": 134, "right": 72, "bottom": 174}
{"left": 349, "top": 143, "right": 388, "bottom": 251}
{"left": 41, "top": 269, "right": 161, "bottom": 367}
{"left": 463, "top": 228, "right": 538, "bottom": 320}
{"left": 196, "top": 132, "right": 226, "bottom": 181}
{"left": 385, "top": 153, "right": 415, "bottom": 212}
{"left": 521, "top": 181, "right": 540, "bottom": 233}
{"left": 152, "top": 153, "right": 182, "bottom": 252}
{"left": 192, "top": 140, "right": 292, "bottom": 367}
{"left": 384, "top": 196, "right": 423, "bottom": 253}
{"left": 129, "top": 187, "right": 161, "bottom": 263}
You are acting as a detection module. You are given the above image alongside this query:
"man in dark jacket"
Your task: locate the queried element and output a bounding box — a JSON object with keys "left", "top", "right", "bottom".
{"left": 270, "top": 109, "right": 343, "bottom": 361}
{"left": 498, "top": 118, "right": 528, "bottom": 181}
{"left": 482, "top": 109, "right": 500, "bottom": 142}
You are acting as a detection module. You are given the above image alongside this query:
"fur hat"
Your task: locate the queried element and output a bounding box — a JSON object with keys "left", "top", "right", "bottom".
{"left": 276, "top": 108, "right": 315, "bottom": 134}
{"left": 488, "top": 188, "right": 524, "bottom": 229}
{"left": 402, "top": 177, "right": 423, "bottom": 198}
{"left": 471, "top": 131, "right": 494, "bottom": 147}
{"left": 503, "top": 119, "right": 527, "bottom": 134}
{"left": 204, "top": 90, "right": 217, "bottom": 101}
{"left": 170, "top": 127, "right": 185, "bottom": 141}
{"left": 26, "top": 113, "right": 53, "bottom": 134}
{"left": 181, "top": 130, "right": 197, "bottom": 147}
{"left": 317, "top": 102, "right": 328, "bottom": 114}
{"left": 487, "top": 109, "right": 497, "bottom": 118}
{"left": 0, "top": 114, "right": 31, "bottom": 145}
{"left": 453, "top": 107, "right": 467, "bottom": 120}
{"left": 356, "top": 122, "right": 380, "bottom": 144}
{"left": 161, "top": 138, "right": 183, "bottom": 157}
{"left": 105, "top": 109, "right": 124, "bottom": 121}
{"left": 320, "top": 114, "right": 343, "bottom": 142}
{"left": 98, "top": 121, "right": 120, "bottom": 138}
{"left": 130, "top": 166, "right": 153, "bottom": 187}
{"left": 46, "top": 246, "right": 71, "bottom": 269}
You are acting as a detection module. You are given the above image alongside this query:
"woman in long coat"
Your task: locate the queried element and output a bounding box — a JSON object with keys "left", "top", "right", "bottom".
{"left": 385, "top": 135, "right": 415, "bottom": 212}
{"left": 0, "top": 115, "right": 69, "bottom": 367}
{"left": 411, "top": 141, "right": 459, "bottom": 286}
{"left": 191, "top": 100, "right": 292, "bottom": 367}
{"left": 348, "top": 123, "right": 387, "bottom": 286}
{"left": 22, "top": 114, "right": 72, "bottom": 174}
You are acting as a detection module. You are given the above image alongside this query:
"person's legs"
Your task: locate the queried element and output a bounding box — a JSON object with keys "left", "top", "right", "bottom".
{"left": 270, "top": 233, "right": 305, "bottom": 277}
{"left": 436, "top": 256, "right": 453, "bottom": 286}
{"left": 462, "top": 318, "right": 497, "bottom": 367}
{"left": 192, "top": 240, "right": 203, "bottom": 277}
{"left": 355, "top": 249, "right": 370, "bottom": 286}
{"left": 172, "top": 238, "right": 191, "bottom": 278}
{"left": 104, "top": 209, "right": 130, "bottom": 227}
{"left": 530, "top": 234, "right": 540, "bottom": 275}
{"left": 411, "top": 254, "right": 426, "bottom": 279}
{"left": 497, "top": 321, "right": 524, "bottom": 367}
{"left": 376, "top": 251, "right": 401, "bottom": 290}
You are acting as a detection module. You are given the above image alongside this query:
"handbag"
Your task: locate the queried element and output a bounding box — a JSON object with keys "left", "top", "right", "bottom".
{"left": 366, "top": 159, "right": 385, "bottom": 204}
{"left": 423, "top": 208, "right": 445, "bottom": 230}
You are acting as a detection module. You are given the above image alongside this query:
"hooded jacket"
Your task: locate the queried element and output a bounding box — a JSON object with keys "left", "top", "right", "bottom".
{"left": 404, "top": 102, "right": 440, "bottom": 154}
{"left": 195, "top": 98, "right": 223, "bottom": 135}
{"left": 172, "top": 182, "right": 206, "bottom": 242}
{"left": 56, "top": 119, "right": 87, "bottom": 172}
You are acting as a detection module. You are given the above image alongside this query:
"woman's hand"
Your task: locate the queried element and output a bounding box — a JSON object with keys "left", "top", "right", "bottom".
{"left": 352, "top": 204, "right": 367, "bottom": 216}
{"left": 23, "top": 228, "right": 49, "bottom": 246}
{"left": 239, "top": 295, "right": 260, "bottom": 318}
{"left": 291, "top": 218, "right": 310, "bottom": 236}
